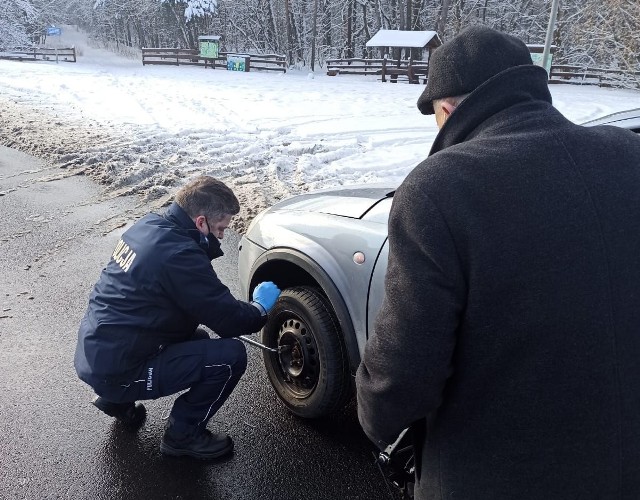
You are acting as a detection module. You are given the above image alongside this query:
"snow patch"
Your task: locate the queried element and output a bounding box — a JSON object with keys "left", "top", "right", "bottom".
{"left": 1, "top": 25, "right": 639, "bottom": 233}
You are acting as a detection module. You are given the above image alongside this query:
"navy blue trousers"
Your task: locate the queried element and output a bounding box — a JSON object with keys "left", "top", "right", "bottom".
{"left": 97, "top": 328, "right": 247, "bottom": 433}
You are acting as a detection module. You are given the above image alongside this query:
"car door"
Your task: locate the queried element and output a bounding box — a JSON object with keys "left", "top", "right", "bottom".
{"left": 366, "top": 238, "right": 389, "bottom": 349}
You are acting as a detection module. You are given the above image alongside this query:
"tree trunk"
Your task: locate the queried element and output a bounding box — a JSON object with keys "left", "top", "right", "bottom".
{"left": 284, "top": 0, "right": 292, "bottom": 64}
{"left": 412, "top": 0, "right": 422, "bottom": 30}
{"left": 362, "top": 3, "right": 371, "bottom": 58}
{"left": 266, "top": 0, "right": 279, "bottom": 54}
{"left": 345, "top": 0, "right": 353, "bottom": 59}
{"left": 437, "top": 0, "right": 452, "bottom": 37}
{"left": 310, "top": 0, "right": 319, "bottom": 70}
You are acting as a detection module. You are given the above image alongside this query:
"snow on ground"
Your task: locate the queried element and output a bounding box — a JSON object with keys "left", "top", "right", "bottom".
{"left": 1, "top": 25, "right": 639, "bottom": 231}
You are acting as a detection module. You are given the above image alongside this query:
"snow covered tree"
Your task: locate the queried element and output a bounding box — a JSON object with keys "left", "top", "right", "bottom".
{"left": 3, "top": 0, "right": 636, "bottom": 85}
{"left": 0, "top": 0, "right": 39, "bottom": 49}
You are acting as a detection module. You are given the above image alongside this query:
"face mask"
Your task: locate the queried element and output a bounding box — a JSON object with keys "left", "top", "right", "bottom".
{"left": 199, "top": 231, "right": 209, "bottom": 247}
{"left": 199, "top": 217, "right": 224, "bottom": 261}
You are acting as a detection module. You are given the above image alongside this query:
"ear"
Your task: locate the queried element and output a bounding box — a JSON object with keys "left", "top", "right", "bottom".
{"left": 194, "top": 215, "right": 207, "bottom": 231}
{"left": 441, "top": 100, "right": 457, "bottom": 120}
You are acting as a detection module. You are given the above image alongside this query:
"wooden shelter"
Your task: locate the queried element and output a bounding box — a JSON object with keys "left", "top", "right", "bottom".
{"left": 366, "top": 30, "right": 442, "bottom": 60}
{"left": 366, "top": 29, "right": 442, "bottom": 84}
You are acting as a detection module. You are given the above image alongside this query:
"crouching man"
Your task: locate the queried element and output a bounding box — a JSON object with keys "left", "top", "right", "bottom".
{"left": 74, "top": 175, "right": 280, "bottom": 459}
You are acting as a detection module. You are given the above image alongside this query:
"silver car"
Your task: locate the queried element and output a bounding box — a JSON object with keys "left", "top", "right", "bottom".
{"left": 238, "top": 109, "right": 640, "bottom": 419}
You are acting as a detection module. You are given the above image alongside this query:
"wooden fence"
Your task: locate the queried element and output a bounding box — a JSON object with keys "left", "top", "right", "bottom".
{"left": 141, "top": 48, "right": 286, "bottom": 73}
{"left": 0, "top": 46, "right": 76, "bottom": 63}
{"left": 327, "top": 58, "right": 639, "bottom": 89}
{"left": 243, "top": 53, "right": 287, "bottom": 72}
{"left": 327, "top": 56, "right": 429, "bottom": 84}
{"left": 326, "top": 57, "right": 386, "bottom": 76}
{"left": 548, "top": 64, "right": 640, "bottom": 88}
{"left": 141, "top": 47, "right": 204, "bottom": 66}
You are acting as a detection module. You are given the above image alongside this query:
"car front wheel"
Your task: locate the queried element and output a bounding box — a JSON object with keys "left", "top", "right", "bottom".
{"left": 261, "top": 286, "right": 352, "bottom": 418}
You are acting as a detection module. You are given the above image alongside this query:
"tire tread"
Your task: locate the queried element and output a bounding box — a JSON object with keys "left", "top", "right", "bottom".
{"left": 262, "top": 286, "right": 352, "bottom": 418}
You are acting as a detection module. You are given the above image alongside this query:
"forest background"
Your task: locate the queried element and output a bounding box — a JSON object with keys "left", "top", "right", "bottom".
{"left": 2, "top": 0, "right": 639, "bottom": 79}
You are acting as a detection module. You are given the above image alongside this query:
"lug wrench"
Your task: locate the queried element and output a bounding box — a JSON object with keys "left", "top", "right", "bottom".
{"left": 239, "top": 335, "right": 287, "bottom": 353}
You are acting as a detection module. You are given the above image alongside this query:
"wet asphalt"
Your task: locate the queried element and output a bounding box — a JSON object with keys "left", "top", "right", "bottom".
{"left": 0, "top": 147, "right": 397, "bottom": 500}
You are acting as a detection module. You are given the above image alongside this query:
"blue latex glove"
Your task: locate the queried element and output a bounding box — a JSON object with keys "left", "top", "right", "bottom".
{"left": 252, "top": 281, "right": 281, "bottom": 313}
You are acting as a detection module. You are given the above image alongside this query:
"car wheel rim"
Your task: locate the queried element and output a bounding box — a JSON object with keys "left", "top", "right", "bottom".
{"left": 276, "top": 316, "right": 319, "bottom": 398}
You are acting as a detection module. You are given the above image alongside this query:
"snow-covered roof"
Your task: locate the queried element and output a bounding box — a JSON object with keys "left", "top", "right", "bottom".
{"left": 366, "top": 30, "right": 442, "bottom": 49}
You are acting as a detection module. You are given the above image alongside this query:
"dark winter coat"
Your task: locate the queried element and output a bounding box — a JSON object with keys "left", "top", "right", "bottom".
{"left": 356, "top": 64, "right": 640, "bottom": 499}
{"left": 75, "top": 202, "right": 266, "bottom": 390}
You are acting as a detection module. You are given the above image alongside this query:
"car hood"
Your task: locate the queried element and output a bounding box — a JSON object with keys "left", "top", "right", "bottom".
{"left": 270, "top": 186, "right": 395, "bottom": 219}
{"left": 580, "top": 108, "right": 640, "bottom": 132}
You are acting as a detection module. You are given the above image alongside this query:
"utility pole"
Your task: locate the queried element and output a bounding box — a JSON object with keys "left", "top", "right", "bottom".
{"left": 541, "top": 0, "right": 560, "bottom": 72}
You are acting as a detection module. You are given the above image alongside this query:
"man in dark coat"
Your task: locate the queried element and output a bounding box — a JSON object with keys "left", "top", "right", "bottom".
{"left": 356, "top": 26, "right": 640, "bottom": 499}
{"left": 75, "top": 175, "right": 280, "bottom": 459}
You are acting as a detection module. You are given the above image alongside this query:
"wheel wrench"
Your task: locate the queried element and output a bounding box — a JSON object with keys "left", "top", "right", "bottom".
{"left": 239, "top": 335, "right": 288, "bottom": 353}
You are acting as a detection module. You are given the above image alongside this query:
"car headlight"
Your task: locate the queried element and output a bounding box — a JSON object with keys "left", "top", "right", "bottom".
{"left": 245, "top": 207, "right": 269, "bottom": 236}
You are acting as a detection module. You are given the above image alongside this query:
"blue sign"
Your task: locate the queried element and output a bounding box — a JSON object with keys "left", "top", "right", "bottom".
{"left": 46, "top": 27, "right": 62, "bottom": 36}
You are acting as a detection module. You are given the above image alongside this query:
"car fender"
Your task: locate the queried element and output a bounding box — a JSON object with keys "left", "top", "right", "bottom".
{"left": 249, "top": 247, "right": 361, "bottom": 375}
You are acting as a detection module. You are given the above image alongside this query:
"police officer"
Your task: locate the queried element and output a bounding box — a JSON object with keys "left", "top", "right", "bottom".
{"left": 74, "top": 175, "right": 280, "bottom": 459}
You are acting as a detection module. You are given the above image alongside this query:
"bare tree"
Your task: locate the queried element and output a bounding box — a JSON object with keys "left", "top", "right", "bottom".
{"left": 4, "top": 0, "right": 636, "bottom": 80}
{"left": 436, "top": 0, "right": 452, "bottom": 36}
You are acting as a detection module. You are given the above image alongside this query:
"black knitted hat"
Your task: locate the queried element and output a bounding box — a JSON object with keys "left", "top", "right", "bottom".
{"left": 417, "top": 26, "right": 534, "bottom": 115}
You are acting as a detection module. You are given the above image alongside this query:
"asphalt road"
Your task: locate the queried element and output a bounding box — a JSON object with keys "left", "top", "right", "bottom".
{"left": 0, "top": 147, "right": 396, "bottom": 500}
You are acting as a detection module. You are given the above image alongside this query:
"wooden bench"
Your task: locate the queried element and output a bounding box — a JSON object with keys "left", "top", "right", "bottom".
{"left": 381, "top": 57, "right": 429, "bottom": 84}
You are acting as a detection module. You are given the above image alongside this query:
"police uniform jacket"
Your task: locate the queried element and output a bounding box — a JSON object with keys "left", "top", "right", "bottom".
{"left": 75, "top": 202, "right": 266, "bottom": 389}
{"left": 356, "top": 65, "right": 640, "bottom": 499}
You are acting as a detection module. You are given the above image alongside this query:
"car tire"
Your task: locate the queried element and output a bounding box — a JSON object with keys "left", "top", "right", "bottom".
{"left": 261, "top": 286, "right": 352, "bottom": 418}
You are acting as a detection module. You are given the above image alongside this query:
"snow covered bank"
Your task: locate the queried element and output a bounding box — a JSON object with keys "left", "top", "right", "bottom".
{"left": 1, "top": 26, "right": 639, "bottom": 231}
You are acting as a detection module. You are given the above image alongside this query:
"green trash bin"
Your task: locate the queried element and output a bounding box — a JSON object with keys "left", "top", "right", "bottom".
{"left": 226, "top": 54, "right": 250, "bottom": 72}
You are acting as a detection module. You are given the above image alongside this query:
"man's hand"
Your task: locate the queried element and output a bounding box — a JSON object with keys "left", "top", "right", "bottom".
{"left": 252, "top": 281, "right": 281, "bottom": 313}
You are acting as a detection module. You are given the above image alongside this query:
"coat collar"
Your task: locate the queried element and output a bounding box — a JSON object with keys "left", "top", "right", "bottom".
{"left": 163, "top": 201, "right": 224, "bottom": 260}
{"left": 429, "top": 65, "right": 552, "bottom": 155}
{"left": 165, "top": 202, "right": 197, "bottom": 233}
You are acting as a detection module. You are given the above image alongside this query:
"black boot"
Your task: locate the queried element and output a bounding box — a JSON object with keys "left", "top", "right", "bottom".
{"left": 160, "top": 421, "right": 234, "bottom": 459}
{"left": 92, "top": 396, "right": 146, "bottom": 428}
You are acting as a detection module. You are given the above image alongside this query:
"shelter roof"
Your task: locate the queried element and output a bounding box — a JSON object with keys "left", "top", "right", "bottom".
{"left": 366, "top": 30, "right": 442, "bottom": 49}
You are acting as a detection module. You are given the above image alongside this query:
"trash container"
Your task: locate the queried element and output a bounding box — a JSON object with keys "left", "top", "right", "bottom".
{"left": 227, "top": 54, "right": 250, "bottom": 72}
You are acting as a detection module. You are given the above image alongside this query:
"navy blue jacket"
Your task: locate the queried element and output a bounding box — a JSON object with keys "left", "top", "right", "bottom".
{"left": 75, "top": 202, "right": 266, "bottom": 388}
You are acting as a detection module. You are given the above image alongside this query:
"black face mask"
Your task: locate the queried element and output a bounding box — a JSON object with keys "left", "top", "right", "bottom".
{"left": 199, "top": 218, "right": 224, "bottom": 261}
